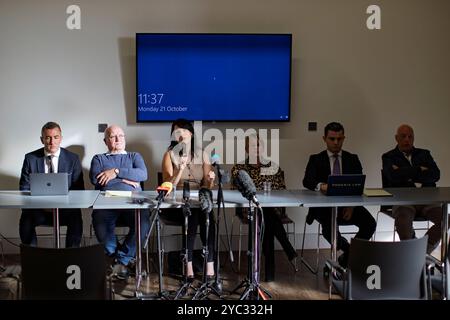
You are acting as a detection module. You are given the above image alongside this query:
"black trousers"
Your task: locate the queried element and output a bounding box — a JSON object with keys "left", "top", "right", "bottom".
{"left": 262, "top": 208, "right": 297, "bottom": 281}
{"left": 312, "top": 206, "right": 376, "bottom": 255}
{"left": 19, "top": 209, "right": 83, "bottom": 247}
{"left": 159, "top": 207, "right": 215, "bottom": 263}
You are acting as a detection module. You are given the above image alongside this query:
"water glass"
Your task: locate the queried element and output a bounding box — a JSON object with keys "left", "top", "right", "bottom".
{"left": 171, "top": 186, "right": 177, "bottom": 200}
{"left": 263, "top": 181, "right": 272, "bottom": 195}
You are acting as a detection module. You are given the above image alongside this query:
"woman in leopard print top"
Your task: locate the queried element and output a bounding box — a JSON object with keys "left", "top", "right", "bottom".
{"left": 231, "top": 134, "right": 297, "bottom": 282}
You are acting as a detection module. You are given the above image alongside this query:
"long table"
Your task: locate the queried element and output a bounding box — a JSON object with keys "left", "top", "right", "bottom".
{"left": 0, "top": 190, "right": 100, "bottom": 248}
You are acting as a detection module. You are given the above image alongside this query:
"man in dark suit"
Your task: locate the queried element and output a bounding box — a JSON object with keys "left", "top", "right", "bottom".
{"left": 382, "top": 124, "right": 443, "bottom": 254}
{"left": 19, "top": 122, "right": 84, "bottom": 247}
{"left": 303, "top": 122, "right": 376, "bottom": 268}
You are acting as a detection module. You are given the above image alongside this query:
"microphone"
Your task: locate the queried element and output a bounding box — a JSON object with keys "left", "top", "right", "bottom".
{"left": 233, "top": 170, "right": 261, "bottom": 209}
{"left": 211, "top": 154, "right": 230, "bottom": 184}
{"left": 155, "top": 181, "right": 173, "bottom": 203}
{"left": 183, "top": 180, "right": 190, "bottom": 201}
{"left": 199, "top": 187, "right": 213, "bottom": 213}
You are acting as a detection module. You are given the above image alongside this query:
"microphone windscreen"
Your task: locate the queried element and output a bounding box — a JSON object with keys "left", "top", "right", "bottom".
{"left": 157, "top": 181, "right": 173, "bottom": 194}
{"left": 199, "top": 188, "right": 213, "bottom": 213}
{"left": 233, "top": 170, "right": 257, "bottom": 201}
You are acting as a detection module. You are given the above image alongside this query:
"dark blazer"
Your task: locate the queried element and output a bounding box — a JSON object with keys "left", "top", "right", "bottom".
{"left": 19, "top": 147, "right": 84, "bottom": 191}
{"left": 302, "top": 150, "right": 363, "bottom": 223}
{"left": 382, "top": 146, "right": 440, "bottom": 188}
{"left": 303, "top": 150, "right": 363, "bottom": 190}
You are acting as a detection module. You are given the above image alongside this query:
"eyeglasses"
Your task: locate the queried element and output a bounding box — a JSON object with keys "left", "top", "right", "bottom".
{"left": 107, "top": 134, "right": 125, "bottom": 140}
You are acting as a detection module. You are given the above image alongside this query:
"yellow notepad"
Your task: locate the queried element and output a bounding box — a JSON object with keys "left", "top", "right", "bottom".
{"left": 363, "top": 188, "right": 392, "bottom": 197}
{"left": 105, "top": 190, "right": 132, "bottom": 197}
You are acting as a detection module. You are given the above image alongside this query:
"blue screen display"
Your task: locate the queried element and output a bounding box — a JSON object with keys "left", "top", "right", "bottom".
{"left": 136, "top": 34, "right": 291, "bottom": 122}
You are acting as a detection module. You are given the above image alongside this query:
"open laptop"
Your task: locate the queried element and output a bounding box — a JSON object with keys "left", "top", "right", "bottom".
{"left": 326, "top": 174, "right": 366, "bottom": 196}
{"left": 30, "top": 173, "right": 69, "bottom": 196}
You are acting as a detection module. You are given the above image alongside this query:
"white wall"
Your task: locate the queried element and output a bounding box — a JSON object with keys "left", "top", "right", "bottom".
{"left": 1, "top": 0, "right": 449, "bottom": 252}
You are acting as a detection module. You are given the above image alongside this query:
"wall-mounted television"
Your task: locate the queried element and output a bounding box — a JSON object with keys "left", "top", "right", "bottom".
{"left": 136, "top": 33, "right": 292, "bottom": 122}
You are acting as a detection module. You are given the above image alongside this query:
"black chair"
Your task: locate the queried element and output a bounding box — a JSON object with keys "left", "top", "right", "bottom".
{"left": 20, "top": 244, "right": 110, "bottom": 300}
{"left": 328, "top": 236, "right": 429, "bottom": 300}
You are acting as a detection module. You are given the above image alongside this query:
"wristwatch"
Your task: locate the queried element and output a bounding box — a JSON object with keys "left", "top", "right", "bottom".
{"left": 114, "top": 168, "right": 119, "bottom": 176}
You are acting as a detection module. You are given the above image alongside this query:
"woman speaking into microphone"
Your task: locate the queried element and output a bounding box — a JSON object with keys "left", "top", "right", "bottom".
{"left": 161, "top": 119, "right": 216, "bottom": 280}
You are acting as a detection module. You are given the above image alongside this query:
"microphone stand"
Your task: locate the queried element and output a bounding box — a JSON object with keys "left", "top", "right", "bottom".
{"left": 192, "top": 206, "right": 213, "bottom": 300}
{"left": 193, "top": 167, "right": 224, "bottom": 300}
{"left": 231, "top": 201, "right": 272, "bottom": 300}
{"left": 173, "top": 196, "right": 197, "bottom": 299}
{"left": 139, "top": 195, "right": 172, "bottom": 300}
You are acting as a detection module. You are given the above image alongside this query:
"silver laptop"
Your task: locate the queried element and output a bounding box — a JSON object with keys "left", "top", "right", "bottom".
{"left": 30, "top": 173, "right": 69, "bottom": 196}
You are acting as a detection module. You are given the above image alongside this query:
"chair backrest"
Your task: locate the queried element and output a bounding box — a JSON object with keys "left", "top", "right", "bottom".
{"left": 20, "top": 244, "right": 107, "bottom": 300}
{"left": 346, "top": 236, "right": 428, "bottom": 299}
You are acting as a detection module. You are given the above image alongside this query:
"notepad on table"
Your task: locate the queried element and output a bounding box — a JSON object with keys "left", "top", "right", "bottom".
{"left": 105, "top": 190, "right": 132, "bottom": 197}
{"left": 363, "top": 188, "right": 392, "bottom": 197}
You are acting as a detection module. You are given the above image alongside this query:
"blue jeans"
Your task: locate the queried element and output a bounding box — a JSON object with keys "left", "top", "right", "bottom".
{"left": 92, "top": 209, "right": 150, "bottom": 266}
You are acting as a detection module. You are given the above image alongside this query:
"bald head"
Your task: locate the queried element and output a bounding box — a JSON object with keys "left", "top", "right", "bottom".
{"left": 395, "top": 124, "right": 414, "bottom": 154}
{"left": 104, "top": 125, "right": 126, "bottom": 153}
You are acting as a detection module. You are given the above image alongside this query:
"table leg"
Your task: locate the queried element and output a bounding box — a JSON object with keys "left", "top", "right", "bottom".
{"left": 53, "top": 208, "right": 60, "bottom": 248}
{"left": 135, "top": 208, "right": 142, "bottom": 292}
{"left": 441, "top": 203, "right": 448, "bottom": 299}
{"left": 329, "top": 206, "right": 338, "bottom": 299}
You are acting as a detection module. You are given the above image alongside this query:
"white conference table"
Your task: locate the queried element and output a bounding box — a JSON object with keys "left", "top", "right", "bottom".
{"left": 291, "top": 187, "right": 450, "bottom": 299}
{"left": 0, "top": 190, "right": 100, "bottom": 248}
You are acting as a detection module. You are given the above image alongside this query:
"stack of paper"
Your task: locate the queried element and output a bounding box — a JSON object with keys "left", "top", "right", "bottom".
{"left": 363, "top": 189, "right": 392, "bottom": 197}
{"left": 105, "top": 190, "right": 132, "bottom": 197}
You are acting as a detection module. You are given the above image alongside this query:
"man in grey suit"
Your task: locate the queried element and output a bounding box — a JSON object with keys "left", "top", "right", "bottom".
{"left": 19, "top": 122, "right": 84, "bottom": 247}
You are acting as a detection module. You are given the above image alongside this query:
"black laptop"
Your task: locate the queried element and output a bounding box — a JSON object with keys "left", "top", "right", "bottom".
{"left": 326, "top": 174, "right": 366, "bottom": 196}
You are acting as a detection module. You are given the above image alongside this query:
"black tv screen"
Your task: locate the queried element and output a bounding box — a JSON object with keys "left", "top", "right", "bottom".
{"left": 136, "top": 33, "right": 292, "bottom": 122}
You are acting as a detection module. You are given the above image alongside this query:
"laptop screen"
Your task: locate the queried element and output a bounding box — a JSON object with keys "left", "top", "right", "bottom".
{"left": 326, "top": 174, "right": 366, "bottom": 196}
{"left": 30, "top": 173, "right": 69, "bottom": 196}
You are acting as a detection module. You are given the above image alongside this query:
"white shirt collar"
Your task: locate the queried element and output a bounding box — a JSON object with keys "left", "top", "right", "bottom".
{"left": 327, "top": 150, "right": 342, "bottom": 158}
{"left": 44, "top": 148, "right": 61, "bottom": 158}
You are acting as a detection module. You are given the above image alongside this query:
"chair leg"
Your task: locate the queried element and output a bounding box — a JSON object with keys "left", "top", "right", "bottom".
{"left": 145, "top": 242, "right": 149, "bottom": 277}
{"left": 300, "top": 221, "right": 319, "bottom": 274}
{"left": 0, "top": 238, "right": 5, "bottom": 268}
{"left": 316, "top": 224, "right": 320, "bottom": 272}
{"left": 238, "top": 221, "right": 243, "bottom": 272}
{"left": 292, "top": 222, "right": 297, "bottom": 252}
{"left": 292, "top": 222, "right": 298, "bottom": 271}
